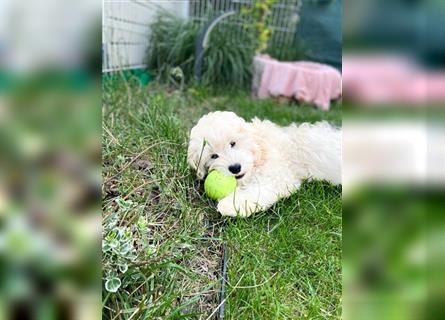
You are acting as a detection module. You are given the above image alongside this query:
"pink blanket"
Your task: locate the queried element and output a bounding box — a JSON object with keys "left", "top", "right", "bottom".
{"left": 255, "top": 55, "right": 342, "bottom": 110}
{"left": 343, "top": 55, "right": 445, "bottom": 105}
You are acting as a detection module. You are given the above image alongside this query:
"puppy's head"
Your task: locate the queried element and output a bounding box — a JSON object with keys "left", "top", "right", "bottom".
{"left": 187, "top": 111, "right": 266, "bottom": 184}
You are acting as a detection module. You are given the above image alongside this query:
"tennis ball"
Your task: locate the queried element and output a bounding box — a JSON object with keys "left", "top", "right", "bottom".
{"left": 204, "top": 170, "right": 237, "bottom": 200}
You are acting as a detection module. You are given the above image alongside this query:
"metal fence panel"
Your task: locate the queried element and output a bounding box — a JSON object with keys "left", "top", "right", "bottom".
{"left": 188, "top": 0, "right": 302, "bottom": 57}
{"left": 102, "top": 0, "right": 188, "bottom": 72}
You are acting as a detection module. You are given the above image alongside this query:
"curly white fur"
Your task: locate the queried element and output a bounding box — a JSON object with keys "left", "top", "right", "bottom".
{"left": 188, "top": 111, "right": 341, "bottom": 217}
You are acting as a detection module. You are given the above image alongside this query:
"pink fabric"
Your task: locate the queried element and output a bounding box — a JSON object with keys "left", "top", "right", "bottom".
{"left": 255, "top": 55, "right": 342, "bottom": 110}
{"left": 343, "top": 55, "right": 445, "bottom": 105}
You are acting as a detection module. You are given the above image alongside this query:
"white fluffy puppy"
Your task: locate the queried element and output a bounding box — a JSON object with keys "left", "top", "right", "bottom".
{"left": 188, "top": 111, "right": 341, "bottom": 217}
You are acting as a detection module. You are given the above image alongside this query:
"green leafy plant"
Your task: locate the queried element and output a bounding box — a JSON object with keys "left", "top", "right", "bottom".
{"left": 147, "top": 13, "right": 255, "bottom": 88}
{"left": 146, "top": 14, "right": 199, "bottom": 83}
{"left": 241, "top": 0, "right": 306, "bottom": 60}
{"left": 201, "top": 23, "right": 255, "bottom": 87}
{"left": 102, "top": 197, "right": 155, "bottom": 293}
{"left": 242, "top": 0, "right": 277, "bottom": 53}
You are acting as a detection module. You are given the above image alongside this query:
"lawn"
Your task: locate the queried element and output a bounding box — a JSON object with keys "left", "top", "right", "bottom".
{"left": 102, "top": 79, "right": 342, "bottom": 319}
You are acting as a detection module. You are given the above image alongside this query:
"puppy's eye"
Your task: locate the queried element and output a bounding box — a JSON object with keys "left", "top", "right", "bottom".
{"left": 230, "top": 141, "right": 236, "bottom": 147}
{"left": 210, "top": 154, "right": 219, "bottom": 159}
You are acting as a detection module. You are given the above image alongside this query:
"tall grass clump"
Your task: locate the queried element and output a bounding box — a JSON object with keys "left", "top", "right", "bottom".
{"left": 201, "top": 23, "right": 255, "bottom": 87}
{"left": 146, "top": 14, "right": 199, "bottom": 83}
{"left": 147, "top": 13, "right": 256, "bottom": 88}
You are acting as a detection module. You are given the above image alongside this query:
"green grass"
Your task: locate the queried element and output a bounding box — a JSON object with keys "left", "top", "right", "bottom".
{"left": 224, "top": 181, "right": 342, "bottom": 319}
{"left": 102, "top": 79, "right": 342, "bottom": 319}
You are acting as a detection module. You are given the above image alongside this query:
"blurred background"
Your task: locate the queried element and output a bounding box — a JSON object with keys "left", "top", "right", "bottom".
{"left": 0, "top": 0, "right": 101, "bottom": 319}
{"left": 343, "top": 0, "right": 445, "bottom": 319}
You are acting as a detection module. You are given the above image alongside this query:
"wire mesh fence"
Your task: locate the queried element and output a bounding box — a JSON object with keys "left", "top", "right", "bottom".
{"left": 103, "top": 0, "right": 151, "bottom": 72}
{"left": 102, "top": 0, "right": 188, "bottom": 72}
{"left": 102, "top": 0, "right": 301, "bottom": 73}
{"left": 188, "top": 0, "right": 302, "bottom": 58}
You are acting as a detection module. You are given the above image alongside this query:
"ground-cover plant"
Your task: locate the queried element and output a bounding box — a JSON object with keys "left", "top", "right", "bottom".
{"left": 102, "top": 78, "right": 342, "bottom": 319}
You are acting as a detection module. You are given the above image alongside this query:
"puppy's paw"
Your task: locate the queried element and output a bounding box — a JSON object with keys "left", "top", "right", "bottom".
{"left": 217, "top": 197, "right": 253, "bottom": 218}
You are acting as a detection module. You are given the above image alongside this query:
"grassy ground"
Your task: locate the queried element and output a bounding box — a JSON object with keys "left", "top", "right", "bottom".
{"left": 102, "top": 79, "right": 342, "bottom": 319}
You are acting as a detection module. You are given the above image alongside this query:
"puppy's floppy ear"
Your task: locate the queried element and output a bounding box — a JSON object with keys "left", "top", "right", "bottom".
{"left": 187, "top": 137, "right": 200, "bottom": 170}
{"left": 244, "top": 122, "right": 268, "bottom": 167}
{"left": 252, "top": 135, "right": 268, "bottom": 167}
{"left": 187, "top": 136, "right": 207, "bottom": 180}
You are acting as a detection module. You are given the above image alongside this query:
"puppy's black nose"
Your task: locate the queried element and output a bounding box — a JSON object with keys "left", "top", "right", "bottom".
{"left": 228, "top": 163, "right": 241, "bottom": 174}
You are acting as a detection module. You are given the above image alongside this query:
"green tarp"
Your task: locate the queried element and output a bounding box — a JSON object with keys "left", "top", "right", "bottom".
{"left": 296, "top": 0, "right": 342, "bottom": 70}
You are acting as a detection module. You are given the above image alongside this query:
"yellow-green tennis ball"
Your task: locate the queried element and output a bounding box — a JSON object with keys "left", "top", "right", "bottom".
{"left": 204, "top": 170, "right": 236, "bottom": 200}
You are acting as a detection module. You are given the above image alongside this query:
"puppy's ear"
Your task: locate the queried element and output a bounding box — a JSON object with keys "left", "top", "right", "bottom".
{"left": 252, "top": 135, "right": 268, "bottom": 167}
{"left": 187, "top": 137, "right": 207, "bottom": 180}
{"left": 187, "top": 137, "right": 200, "bottom": 170}
{"left": 245, "top": 124, "right": 268, "bottom": 167}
